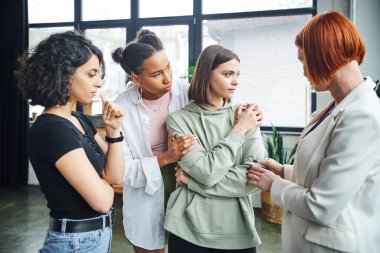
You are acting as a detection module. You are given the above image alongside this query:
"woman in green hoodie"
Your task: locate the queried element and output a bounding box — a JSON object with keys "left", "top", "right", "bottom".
{"left": 164, "top": 45, "right": 267, "bottom": 253}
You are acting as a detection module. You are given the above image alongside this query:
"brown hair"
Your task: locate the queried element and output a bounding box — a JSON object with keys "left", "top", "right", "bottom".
{"left": 295, "top": 11, "right": 365, "bottom": 85}
{"left": 189, "top": 45, "right": 240, "bottom": 105}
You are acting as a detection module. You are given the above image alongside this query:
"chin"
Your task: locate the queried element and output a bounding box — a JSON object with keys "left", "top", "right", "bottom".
{"left": 78, "top": 99, "right": 92, "bottom": 105}
{"left": 312, "top": 85, "right": 327, "bottom": 92}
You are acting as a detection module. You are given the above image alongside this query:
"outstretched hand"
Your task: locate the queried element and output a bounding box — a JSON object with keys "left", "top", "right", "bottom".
{"left": 253, "top": 159, "right": 284, "bottom": 178}
{"left": 158, "top": 132, "right": 197, "bottom": 167}
{"left": 166, "top": 132, "right": 197, "bottom": 163}
{"left": 247, "top": 165, "right": 277, "bottom": 192}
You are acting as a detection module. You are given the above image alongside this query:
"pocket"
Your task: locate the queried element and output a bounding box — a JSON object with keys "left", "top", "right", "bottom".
{"left": 41, "top": 230, "right": 74, "bottom": 252}
{"left": 185, "top": 196, "right": 243, "bottom": 234}
{"left": 76, "top": 229, "right": 104, "bottom": 252}
{"left": 304, "top": 222, "right": 357, "bottom": 252}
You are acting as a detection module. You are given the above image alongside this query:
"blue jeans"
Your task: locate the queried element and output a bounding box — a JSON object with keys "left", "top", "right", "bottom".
{"left": 38, "top": 227, "right": 112, "bottom": 253}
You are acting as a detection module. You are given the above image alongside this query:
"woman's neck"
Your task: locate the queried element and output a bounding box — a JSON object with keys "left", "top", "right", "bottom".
{"left": 328, "top": 61, "right": 364, "bottom": 104}
{"left": 207, "top": 98, "right": 224, "bottom": 109}
{"left": 43, "top": 101, "right": 76, "bottom": 119}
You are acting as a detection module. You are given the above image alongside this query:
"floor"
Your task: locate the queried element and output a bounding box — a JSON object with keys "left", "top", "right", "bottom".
{"left": 0, "top": 185, "right": 282, "bottom": 253}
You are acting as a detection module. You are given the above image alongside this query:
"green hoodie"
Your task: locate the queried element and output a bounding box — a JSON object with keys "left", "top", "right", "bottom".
{"left": 164, "top": 101, "right": 267, "bottom": 250}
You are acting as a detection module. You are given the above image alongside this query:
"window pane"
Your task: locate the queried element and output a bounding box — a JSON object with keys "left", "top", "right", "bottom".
{"left": 28, "top": 0, "right": 74, "bottom": 23}
{"left": 143, "top": 26, "right": 189, "bottom": 82}
{"left": 82, "top": 0, "right": 130, "bottom": 21}
{"left": 203, "top": 0, "right": 313, "bottom": 14}
{"left": 85, "top": 28, "right": 127, "bottom": 115}
{"left": 28, "top": 27, "right": 73, "bottom": 120}
{"left": 203, "top": 15, "right": 312, "bottom": 127}
{"left": 140, "top": 0, "right": 192, "bottom": 18}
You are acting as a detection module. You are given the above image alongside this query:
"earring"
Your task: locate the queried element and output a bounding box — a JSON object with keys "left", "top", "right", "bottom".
{"left": 138, "top": 86, "right": 142, "bottom": 100}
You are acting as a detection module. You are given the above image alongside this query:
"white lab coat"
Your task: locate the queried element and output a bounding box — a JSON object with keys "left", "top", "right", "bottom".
{"left": 114, "top": 79, "right": 189, "bottom": 250}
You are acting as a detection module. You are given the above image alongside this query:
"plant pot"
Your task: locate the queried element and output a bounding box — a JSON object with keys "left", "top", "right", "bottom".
{"left": 260, "top": 191, "right": 283, "bottom": 224}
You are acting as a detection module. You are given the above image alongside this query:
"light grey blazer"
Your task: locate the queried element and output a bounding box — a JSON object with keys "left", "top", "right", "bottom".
{"left": 271, "top": 78, "right": 380, "bottom": 253}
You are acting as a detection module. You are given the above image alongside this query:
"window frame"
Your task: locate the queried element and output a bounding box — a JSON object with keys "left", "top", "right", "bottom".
{"left": 28, "top": 0, "right": 317, "bottom": 132}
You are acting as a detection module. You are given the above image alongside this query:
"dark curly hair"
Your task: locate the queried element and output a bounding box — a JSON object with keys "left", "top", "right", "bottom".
{"left": 15, "top": 30, "right": 105, "bottom": 108}
{"left": 112, "top": 29, "right": 163, "bottom": 76}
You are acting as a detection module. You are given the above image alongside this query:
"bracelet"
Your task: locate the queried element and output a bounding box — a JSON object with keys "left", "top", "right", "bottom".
{"left": 105, "top": 131, "right": 124, "bottom": 143}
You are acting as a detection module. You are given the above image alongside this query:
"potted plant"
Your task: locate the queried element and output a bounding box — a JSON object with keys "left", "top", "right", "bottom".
{"left": 180, "top": 66, "right": 195, "bottom": 83}
{"left": 260, "top": 125, "right": 297, "bottom": 224}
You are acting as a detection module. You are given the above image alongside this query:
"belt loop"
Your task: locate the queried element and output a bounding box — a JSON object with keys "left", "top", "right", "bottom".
{"left": 102, "top": 215, "right": 106, "bottom": 229}
{"left": 61, "top": 218, "right": 67, "bottom": 233}
{"left": 109, "top": 211, "right": 113, "bottom": 228}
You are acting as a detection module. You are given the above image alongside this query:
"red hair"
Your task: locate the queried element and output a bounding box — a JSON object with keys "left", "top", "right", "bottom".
{"left": 295, "top": 11, "right": 365, "bottom": 85}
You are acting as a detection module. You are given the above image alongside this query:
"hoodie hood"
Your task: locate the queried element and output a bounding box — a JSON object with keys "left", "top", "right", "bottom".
{"left": 182, "top": 100, "right": 234, "bottom": 115}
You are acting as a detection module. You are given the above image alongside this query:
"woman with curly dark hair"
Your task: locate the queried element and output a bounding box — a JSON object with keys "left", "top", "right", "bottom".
{"left": 16, "top": 30, "right": 125, "bottom": 253}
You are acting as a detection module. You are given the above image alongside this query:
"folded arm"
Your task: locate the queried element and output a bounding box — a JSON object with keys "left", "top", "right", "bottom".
{"left": 187, "top": 127, "right": 267, "bottom": 198}
{"left": 168, "top": 114, "right": 245, "bottom": 187}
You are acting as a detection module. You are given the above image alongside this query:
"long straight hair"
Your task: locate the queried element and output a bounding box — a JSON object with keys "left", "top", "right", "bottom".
{"left": 188, "top": 45, "right": 240, "bottom": 105}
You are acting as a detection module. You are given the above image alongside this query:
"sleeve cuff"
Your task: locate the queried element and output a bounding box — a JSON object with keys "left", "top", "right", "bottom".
{"left": 141, "top": 157, "right": 163, "bottom": 195}
{"left": 227, "top": 129, "right": 245, "bottom": 146}
{"left": 283, "top": 164, "right": 293, "bottom": 180}
{"left": 270, "top": 175, "right": 289, "bottom": 206}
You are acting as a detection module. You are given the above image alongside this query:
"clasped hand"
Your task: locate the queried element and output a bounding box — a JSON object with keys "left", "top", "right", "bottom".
{"left": 101, "top": 94, "right": 124, "bottom": 136}
{"left": 233, "top": 103, "right": 263, "bottom": 135}
{"left": 175, "top": 166, "right": 190, "bottom": 186}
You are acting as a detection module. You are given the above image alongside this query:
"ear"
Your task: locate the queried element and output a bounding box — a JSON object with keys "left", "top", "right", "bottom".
{"left": 130, "top": 73, "right": 141, "bottom": 87}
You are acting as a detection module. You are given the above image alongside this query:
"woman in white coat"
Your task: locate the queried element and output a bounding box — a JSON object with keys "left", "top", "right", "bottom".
{"left": 248, "top": 11, "right": 380, "bottom": 253}
{"left": 112, "top": 29, "right": 197, "bottom": 253}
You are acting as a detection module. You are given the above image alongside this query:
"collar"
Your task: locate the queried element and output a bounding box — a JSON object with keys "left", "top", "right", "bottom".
{"left": 331, "top": 77, "right": 374, "bottom": 119}
{"left": 306, "top": 77, "right": 374, "bottom": 127}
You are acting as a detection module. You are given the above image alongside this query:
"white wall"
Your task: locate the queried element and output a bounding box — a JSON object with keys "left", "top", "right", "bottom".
{"left": 354, "top": 0, "right": 380, "bottom": 80}
{"left": 318, "top": 0, "right": 351, "bottom": 15}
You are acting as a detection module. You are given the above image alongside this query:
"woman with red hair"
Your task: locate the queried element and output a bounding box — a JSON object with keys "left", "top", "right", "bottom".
{"left": 248, "top": 11, "right": 380, "bottom": 253}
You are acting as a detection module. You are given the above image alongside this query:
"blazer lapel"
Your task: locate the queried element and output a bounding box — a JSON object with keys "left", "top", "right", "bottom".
{"left": 299, "top": 79, "right": 374, "bottom": 187}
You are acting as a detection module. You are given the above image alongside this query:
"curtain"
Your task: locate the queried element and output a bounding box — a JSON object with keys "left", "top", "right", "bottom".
{"left": 0, "top": 0, "right": 29, "bottom": 186}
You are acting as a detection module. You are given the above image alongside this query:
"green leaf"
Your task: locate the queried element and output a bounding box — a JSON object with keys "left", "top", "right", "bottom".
{"left": 287, "top": 143, "right": 298, "bottom": 164}
{"left": 265, "top": 124, "right": 297, "bottom": 165}
{"left": 267, "top": 140, "right": 274, "bottom": 159}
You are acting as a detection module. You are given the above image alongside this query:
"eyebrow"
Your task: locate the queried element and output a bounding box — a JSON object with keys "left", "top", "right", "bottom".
{"left": 151, "top": 69, "right": 161, "bottom": 75}
{"left": 222, "top": 70, "right": 240, "bottom": 74}
{"left": 150, "top": 63, "right": 171, "bottom": 75}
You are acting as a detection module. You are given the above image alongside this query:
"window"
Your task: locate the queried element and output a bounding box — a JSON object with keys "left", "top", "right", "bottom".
{"left": 139, "top": 0, "right": 193, "bottom": 18}
{"left": 28, "top": 0, "right": 73, "bottom": 23}
{"left": 82, "top": 0, "right": 131, "bottom": 21}
{"left": 143, "top": 25, "right": 189, "bottom": 80}
{"left": 85, "top": 28, "right": 127, "bottom": 115}
{"left": 203, "top": 15, "right": 312, "bottom": 128}
{"left": 202, "top": 0, "right": 313, "bottom": 14}
{"left": 28, "top": 0, "right": 316, "bottom": 129}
